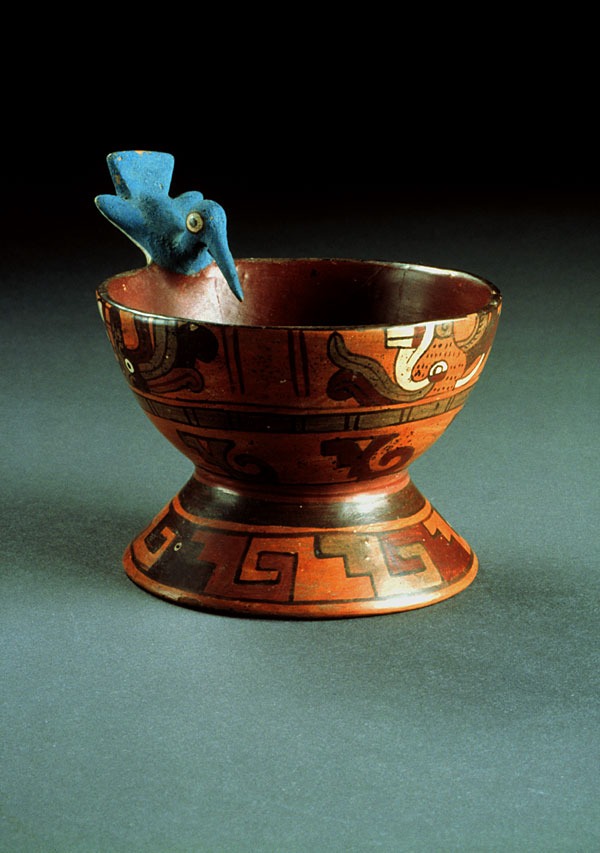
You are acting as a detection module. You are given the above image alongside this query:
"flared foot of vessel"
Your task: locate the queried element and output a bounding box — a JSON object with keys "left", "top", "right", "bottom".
{"left": 123, "top": 475, "right": 477, "bottom": 618}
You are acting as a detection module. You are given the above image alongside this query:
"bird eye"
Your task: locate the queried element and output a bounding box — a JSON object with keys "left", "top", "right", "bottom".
{"left": 186, "top": 212, "right": 204, "bottom": 233}
{"left": 428, "top": 360, "right": 449, "bottom": 379}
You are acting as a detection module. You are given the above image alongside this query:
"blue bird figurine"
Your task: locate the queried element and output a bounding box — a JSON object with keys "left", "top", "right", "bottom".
{"left": 95, "top": 150, "right": 243, "bottom": 301}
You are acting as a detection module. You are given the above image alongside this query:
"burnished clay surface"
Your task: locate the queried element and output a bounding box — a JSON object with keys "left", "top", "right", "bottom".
{"left": 97, "top": 258, "right": 501, "bottom": 617}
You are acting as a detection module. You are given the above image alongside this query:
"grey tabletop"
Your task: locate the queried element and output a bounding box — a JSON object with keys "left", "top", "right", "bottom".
{"left": 2, "top": 146, "right": 599, "bottom": 851}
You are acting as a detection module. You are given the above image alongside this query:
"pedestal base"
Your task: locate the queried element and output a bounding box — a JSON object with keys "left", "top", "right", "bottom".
{"left": 123, "top": 475, "right": 478, "bottom": 618}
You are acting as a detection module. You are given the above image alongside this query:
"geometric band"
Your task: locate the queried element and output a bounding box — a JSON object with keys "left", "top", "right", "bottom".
{"left": 134, "top": 387, "right": 472, "bottom": 434}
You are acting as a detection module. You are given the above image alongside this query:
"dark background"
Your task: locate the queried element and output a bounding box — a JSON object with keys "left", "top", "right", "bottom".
{"left": 2, "top": 111, "right": 599, "bottom": 851}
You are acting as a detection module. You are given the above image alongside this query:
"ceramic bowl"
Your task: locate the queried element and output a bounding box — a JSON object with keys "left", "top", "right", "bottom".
{"left": 97, "top": 258, "right": 501, "bottom": 617}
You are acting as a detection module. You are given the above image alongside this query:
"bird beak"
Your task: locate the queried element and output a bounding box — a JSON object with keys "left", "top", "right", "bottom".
{"left": 208, "top": 240, "right": 244, "bottom": 302}
{"left": 203, "top": 212, "right": 244, "bottom": 301}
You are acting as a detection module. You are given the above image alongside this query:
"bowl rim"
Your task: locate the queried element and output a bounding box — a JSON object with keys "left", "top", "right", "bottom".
{"left": 96, "top": 257, "right": 502, "bottom": 331}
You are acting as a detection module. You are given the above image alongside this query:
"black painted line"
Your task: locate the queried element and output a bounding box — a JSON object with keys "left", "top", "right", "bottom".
{"left": 232, "top": 328, "right": 245, "bottom": 395}
{"left": 287, "top": 330, "right": 300, "bottom": 396}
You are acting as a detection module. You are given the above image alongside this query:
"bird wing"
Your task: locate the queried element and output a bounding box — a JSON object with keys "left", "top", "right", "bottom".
{"left": 95, "top": 194, "right": 152, "bottom": 263}
{"left": 107, "top": 151, "right": 175, "bottom": 200}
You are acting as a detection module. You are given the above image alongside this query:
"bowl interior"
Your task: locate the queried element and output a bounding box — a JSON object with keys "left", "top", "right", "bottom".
{"left": 102, "top": 258, "right": 499, "bottom": 328}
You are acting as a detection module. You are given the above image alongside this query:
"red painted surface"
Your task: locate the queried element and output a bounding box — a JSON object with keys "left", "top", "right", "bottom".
{"left": 98, "top": 259, "right": 501, "bottom": 616}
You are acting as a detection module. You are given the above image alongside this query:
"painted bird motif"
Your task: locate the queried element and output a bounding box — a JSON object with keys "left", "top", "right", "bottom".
{"left": 95, "top": 150, "right": 243, "bottom": 300}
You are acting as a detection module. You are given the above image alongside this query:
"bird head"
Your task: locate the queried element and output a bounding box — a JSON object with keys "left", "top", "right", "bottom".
{"left": 95, "top": 151, "right": 243, "bottom": 301}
